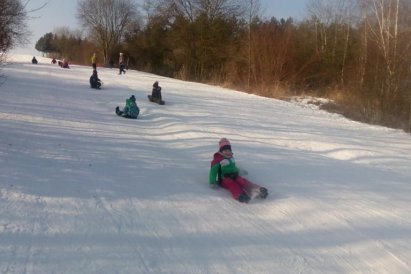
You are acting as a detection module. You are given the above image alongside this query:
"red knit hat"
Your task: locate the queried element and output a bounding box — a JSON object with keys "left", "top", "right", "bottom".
{"left": 219, "top": 138, "right": 231, "bottom": 151}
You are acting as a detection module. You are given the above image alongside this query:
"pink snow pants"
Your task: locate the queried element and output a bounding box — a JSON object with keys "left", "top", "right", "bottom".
{"left": 221, "top": 175, "right": 260, "bottom": 199}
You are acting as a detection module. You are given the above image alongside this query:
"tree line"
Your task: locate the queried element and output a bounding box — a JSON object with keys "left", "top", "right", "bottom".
{"left": 5, "top": 0, "right": 411, "bottom": 132}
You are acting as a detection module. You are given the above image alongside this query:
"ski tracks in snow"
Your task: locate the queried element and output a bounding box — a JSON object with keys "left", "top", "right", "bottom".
{"left": 91, "top": 193, "right": 155, "bottom": 273}
{"left": 0, "top": 188, "right": 49, "bottom": 274}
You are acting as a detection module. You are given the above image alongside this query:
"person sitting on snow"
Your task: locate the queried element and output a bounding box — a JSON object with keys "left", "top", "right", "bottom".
{"left": 115, "top": 95, "right": 139, "bottom": 119}
{"left": 209, "top": 138, "right": 268, "bottom": 203}
{"left": 89, "top": 69, "right": 102, "bottom": 89}
{"left": 51, "top": 57, "right": 57, "bottom": 64}
{"left": 151, "top": 81, "right": 162, "bottom": 100}
{"left": 31, "top": 56, "right": 38, "bottom": 64}
{"left": 61, "top": 59, "right": 69, "bottom": 69}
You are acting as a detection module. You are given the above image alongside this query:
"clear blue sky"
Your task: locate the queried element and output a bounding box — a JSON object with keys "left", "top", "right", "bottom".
{"left": 15, "top": 0, "right": 309, "bottom": 55}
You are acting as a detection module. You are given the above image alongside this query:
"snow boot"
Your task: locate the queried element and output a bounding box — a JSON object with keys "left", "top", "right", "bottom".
{"left": 238, "top": 193, "right": 250, "bottom": 203}
{"left": 115, "top": 106, "right": 123, "bottom": 116}
{"left": 258, "top": 187, "right": 268, "bottom": 199}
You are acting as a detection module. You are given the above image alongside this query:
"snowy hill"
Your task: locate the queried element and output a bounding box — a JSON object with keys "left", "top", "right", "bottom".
{"left": 1, "top": 54, "right": 411, "bottom": 274}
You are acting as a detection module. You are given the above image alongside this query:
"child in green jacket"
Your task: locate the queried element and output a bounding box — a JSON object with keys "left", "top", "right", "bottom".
{"left": 209, "top": 138, "right": 268, "bottom": 203}
{"left": 116, "top": 95, "right": 139, "bottom": 119}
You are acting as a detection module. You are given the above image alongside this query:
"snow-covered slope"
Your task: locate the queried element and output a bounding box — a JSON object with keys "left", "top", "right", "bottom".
{"left": 1, "top": 54, "right": 411, "bottom": 274}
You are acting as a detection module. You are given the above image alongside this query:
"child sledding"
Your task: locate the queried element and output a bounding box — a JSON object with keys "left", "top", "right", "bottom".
{"left": 115, "top": 95, "right": 139, "bottom": 119}
{"left": 90, "top": 69, "right": 102, "bottom": 89}
{"left": 58, "top": 59, "right": 70, "bottom": 68}
{"left": 209, "top": 138, "right": 268, "bottom": 203}
{"left": 147, "top": 81, "right": 165, "bottom": 105}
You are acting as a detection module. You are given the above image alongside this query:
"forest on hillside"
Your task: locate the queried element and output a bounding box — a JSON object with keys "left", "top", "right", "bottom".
{"left": 22, "top": 0, "right": 411, "bottom": 132}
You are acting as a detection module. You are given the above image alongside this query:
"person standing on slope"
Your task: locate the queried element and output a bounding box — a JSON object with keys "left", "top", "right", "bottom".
{"left": 91, "top": 52, "right": 97, "bottom": 70}
{"left": 119, "top": 52, "right": 126, "bottom": 75}
{"left": 209, "top": 138, "right": 268, "bottom": 203}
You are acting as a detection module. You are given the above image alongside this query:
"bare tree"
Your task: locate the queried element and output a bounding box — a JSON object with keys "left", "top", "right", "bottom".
{"left": 171, "top": 0, "right": 198, "bottom": 22}
{"left": 77, "top": 0, "right": 138, "bottom": 65}
{"left": 351, "top": 0, "right": 411, "bottom": 129}
{"left": 243, "top": 0, "right": 260, "bottom": 88}
{"left": 0, "top": 0, "right": 29, "bottom": 63}
{"left": 307, "top": 0, "right": 357, "bottom": 86}
{"left": 151, "top": 0, "right": 243, "bottom": 22}
{"left": 198, "top": 0, "right": 243, "bottom": 21}
{"left": 360, "top": 0, "right": 402, "bottom": 118}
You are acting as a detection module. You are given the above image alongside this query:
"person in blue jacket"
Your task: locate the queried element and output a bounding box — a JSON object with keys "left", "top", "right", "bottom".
{"left": 115, "top": 95, "right": 139, "bottom": 119}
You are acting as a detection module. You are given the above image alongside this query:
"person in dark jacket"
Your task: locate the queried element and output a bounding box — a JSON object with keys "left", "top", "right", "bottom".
{"left": 148, "top": 81, "right": 165, "bottom": 104}
{"left": 118, "top": 52, "right": 126, "bottom": 75}
{"left": 151, "top": 81, "right": 162, "bottom": 100}
{"left": 31, "top": 56, "right": 38, "bottom": 64}
{"left": 90, "top": 69, "right": 102, "bottom": 89}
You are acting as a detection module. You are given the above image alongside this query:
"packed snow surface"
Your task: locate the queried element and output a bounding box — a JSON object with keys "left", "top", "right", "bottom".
{"left": 1, "top": 54, "right": 411, "bottom": 273}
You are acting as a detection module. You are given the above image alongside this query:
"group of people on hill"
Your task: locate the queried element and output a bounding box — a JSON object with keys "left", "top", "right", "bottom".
{"left": 88, "top": 52, "right": 163, "bottom": 120}
{"left": 31, "top": 56, "right": 69, "bottom": 68}
{"left": 88, "top": 53, "right": 267, "bottom": 203}
{"left": 115, "top": 81, "right": 162, "bottom": 119}
{"left": 89, "top": 52, "right": 127, "bottom": 89}
{"left": 31, "top": 52, "right": 267, "bottom": 203}
{"left": 49, "top": 57, "right": 69, "bottom": 68}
